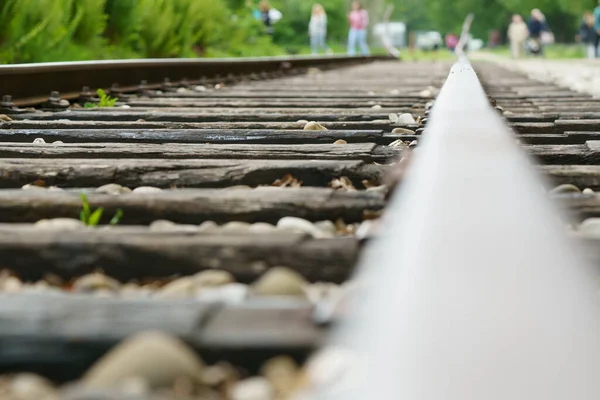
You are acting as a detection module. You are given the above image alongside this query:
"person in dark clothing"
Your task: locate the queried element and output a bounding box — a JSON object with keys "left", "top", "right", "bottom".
{"left": 259, "top": 0, "right": 273, "bottom": 35}
{"left": 579, "top": 12, "right": 598, "bottom": 58}
{"left": 527, "top": 8, "right": 546, "bottom": 56}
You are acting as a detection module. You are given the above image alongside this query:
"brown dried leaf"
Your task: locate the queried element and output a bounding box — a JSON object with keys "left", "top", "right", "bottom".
{"left": 363, "top": 209, "right": 383, "bottom": 220}
{"left": 272, "top": 174, "right": 302, "bottom": 187}
{"left": 328, "top": 176, "right": 356, "bottom": 191}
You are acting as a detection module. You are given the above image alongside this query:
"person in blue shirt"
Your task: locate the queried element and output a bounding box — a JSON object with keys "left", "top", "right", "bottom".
{"left": 527, "top": 9, "right": 547, "bottom": 56}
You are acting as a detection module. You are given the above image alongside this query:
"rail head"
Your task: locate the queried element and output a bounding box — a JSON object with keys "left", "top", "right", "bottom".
{"left": 0, "top": 54, "right": 393, "bottom": 107}
{"left": 297, "top": 58, "right": 600, "bottom": 399}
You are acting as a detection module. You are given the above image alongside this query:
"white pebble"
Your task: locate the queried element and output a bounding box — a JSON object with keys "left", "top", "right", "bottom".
{"left": 371, "top": 105, "right": 382, "bottom": 110}
{"left": 52, "top": 141, "right": 64, "bottom": 145}
{"left": 34, "top": 218, "right": 86, "bottom": 230}
{"left": 132, "top": 186, "right": 163, "bottom": 194}
{"left": 120, "top": 104, "right": 131, "bottom": 109}
{"left": 33, "top": 138, "right": 46, "bottom": 144}
{"left": 277, "top": 217, "right": 332, "bottom": 238}
{"left": 231, "top": 377, "right": 275, "bottom": 400}
{"left": 194, "top": 85, "right": 207, "bottom": 92}
{"left": 303, "top": 121, "right": 327, "bottom": 131}
{"left": 579, "top": 218, "right": 600, "bottom": 236}
{"left": 96, "top": 183, "right": 132, "bottom": 195}
{"left": 388, "top": 113, "right": 399, "bottom": 123}
{"left": 21, "top": 184, "right": 45, "bottom": 191}
{"left": 397, "top": 113, "right": 416, "bottom": 125}
{"left": 249, "top": 222, "right": 277, "bottom": 233}
{"left": 196, "top": 283, "right": 248, "bottom": 304}
{"left": 198, "top": 220, "right": 219, "bottom": 232}
{"left": 583, "top": 188, "right": 595, "bottom": 195}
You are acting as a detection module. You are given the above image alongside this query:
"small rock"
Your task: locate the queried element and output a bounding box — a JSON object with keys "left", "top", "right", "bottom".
{"left": 0, "top": 274, "right": 22, "bottom": 293}
{"left": 96, "top": 183, "right": 132, "bottom": 195}
{"left": 193, "top": 270, "right": 235, "bottom": 288}
{"left": 156, "top": 277, "right": 196, "bottom": 299}
{"left": 391, "top": 127, "right": 414, "bottom": 135}
{"left": 303, "top": 282, "right": 341, "bottom": 304}
{"left": 389, "top": 89, "right": 400, "bottom": 95}
{"left": 194, "top": 85, "right": 207, "bottom": 92}
{"left": 356, "top": 219, "right": 380, "bottom": 240}
{"left": 249, "top": 222, "right": 277, "bottom": 233}
{"left": 396, "top": 113, "right": 416, "bottom": 125}
{"left": 504, "top": 110, "right": 514, "bottom": 115}
{"left": 297, "top": 119, "right": 309, "bottom": 125}
{"left": 579, "top": 218, "right": 600, "bottom": 236}
{"left": 120, "top": 105, "right": 131, "bottom": 109}
{"left": 220, "top": 221, "right": 251, "bottom": 233}
{"left": 333, "top": 139, "right": 347, "bottom": 145}
{"left": 22, "top": 183, "right": 46, "bottom": 191}
{"left": 388, "top": 113, "right": 399, "bottom": 123}
{"left": 260, "top": 356, "right": 300, "bottom": 398}
{"left": 72, "top": 272, "right": 120, "bottom": 293}
{"left": 11, "top": 373, "right": 58, "bottom": 400}
{"left": 176, "top": 87, "right": 189, "bottom": 94}
{"left": 388, "top": 139, "right": 407, "bottom": 148}
{"left": 52, "top": 141, "right": 64, "bottom": 145}
{"left": 314, "top": 220, "right": 337, "bottom": 235}
{"left": 419, "top": 89, "right": 432, "bottom": 97}
{"left": 0, "top": 114, "right": 12, "bottom": 122}
{"left": 549, "top": 184, "right": 580, "bottom": 195}
{"left": 583, "top": 188, "right": 595, "bottom": 195}
{"left": 303, "top": 121, "right": 327, "bottom": 131}
{"left": 34, "top": 218, "right": 86, "bottom": 230}
{"left": 231, "top": 377, "right": 275, "bottom": 400}
{"left": 251, "top": 267, "right": 308, "bottom": 297}
{"left": 196, "top": 283, "right": 248, "bottom": 304}
{"left": 33, "top": 138, "right": 46, "bottom": 144}
{"left": 277, "top": 216, "right": 332, "bottom": 238}
{"left": 82, "top": 331, "right": 205, "bottom": 389}
{"left": 132, "top": 186, "right": 163, "bottom": 194}
{"left": 198, "top": 220, "right": 219, "bottom": 232}
{"left": 366, "top": 185, "right": 388, "bottom": 196}
{"left": 47, "top": 186, "right": 63, "bottom": 191}
{"left": 149, "top": 220, "right": 198, "bottom": 233}
{"left": 371, "top": 105, "right": 382, "bottom": 110}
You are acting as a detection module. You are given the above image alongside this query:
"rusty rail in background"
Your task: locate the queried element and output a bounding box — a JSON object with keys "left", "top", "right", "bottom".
{"left": 0, "top": 54, "right": 392, "bottom": 107}
{"left": 296, "top": 17, "right": 600, "bottom": 400}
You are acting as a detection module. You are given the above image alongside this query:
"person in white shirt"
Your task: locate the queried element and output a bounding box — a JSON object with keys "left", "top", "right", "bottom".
{"left": 309, "top": 4, "right": 332, "bottom": 54}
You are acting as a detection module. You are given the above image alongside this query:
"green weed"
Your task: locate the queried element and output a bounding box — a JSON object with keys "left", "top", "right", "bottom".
{"left": 84, "top": 88, "right": 118, "bottom": 108}
{"left": 79, "top": 193, "right": 123, "bottom": 226}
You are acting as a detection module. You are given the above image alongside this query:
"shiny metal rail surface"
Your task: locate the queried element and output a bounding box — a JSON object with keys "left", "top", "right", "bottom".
{"left": 299, "top": 56, "right": 600, "bottom": 399}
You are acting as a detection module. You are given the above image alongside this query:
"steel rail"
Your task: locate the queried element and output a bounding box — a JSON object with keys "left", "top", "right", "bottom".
{"left": 0, "top": 54, "right": 392, "bottom": 107}
{"left": 297, "top": 35, "right": 600, "bottom": 400}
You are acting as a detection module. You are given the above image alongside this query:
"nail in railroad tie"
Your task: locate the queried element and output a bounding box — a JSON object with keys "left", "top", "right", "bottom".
{"left": 0, "top": 95, "right": 17, "bottom": 114}
{"left": 40, "top": 91, "right": 69, "bottom": 111}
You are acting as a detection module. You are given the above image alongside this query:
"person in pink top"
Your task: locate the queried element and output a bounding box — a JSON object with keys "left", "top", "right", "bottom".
{"left": 347, "top": 1, "right": 370, "bottom": 56}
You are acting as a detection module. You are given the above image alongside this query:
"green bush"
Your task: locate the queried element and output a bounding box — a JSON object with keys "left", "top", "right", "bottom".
{"left": 0, "top": 0, "right": 286, "bottom": 63}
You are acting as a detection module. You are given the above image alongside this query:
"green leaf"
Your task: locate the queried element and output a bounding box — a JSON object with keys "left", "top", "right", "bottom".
{"left": 109, "top": 208, "right": 124, "bottom": 225}
{"left": 80, "top": 193, "right": 91, "bottom": 220}
{"left": 96, "top": 88, "right": 106, "bottom": 98}
{"left": 84, "top": 102, "right": 97, "bottom": 108}
{"left": 80, "top": 209, "right": 87, "bottom": 224}
{"left": 88, "top": 208, "right": 104, "bottom": 226}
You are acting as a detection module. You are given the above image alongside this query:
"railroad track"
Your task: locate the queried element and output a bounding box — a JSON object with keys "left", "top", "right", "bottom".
{"left": 1, "top": 50, "right": 600, "bottom": 398}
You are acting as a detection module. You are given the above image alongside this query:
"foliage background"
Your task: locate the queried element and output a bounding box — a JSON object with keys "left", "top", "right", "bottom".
{"left": 0, "top": 0, "right": 595, "bottom": 63}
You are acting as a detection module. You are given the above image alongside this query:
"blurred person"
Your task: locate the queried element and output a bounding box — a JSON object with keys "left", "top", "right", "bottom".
{"left": 258, "top": 0, "right": 282, "bottom": 35}
{"left": 578, "top": 12, "right": 598, "bottom": 58}
{"left": 594, "top": 1, "right": 600, "bottom": 51}
{"left": 527, "top": 8, "right": 547, "bottom": 56}
{"left": 445, "top": 33, "right": 458, "bottom": 52}
{"left": 309, "top": 4, "right": 332, "bottom": 55}
{"left": 347, "top": 1, "right": 370, "bottom": 56}
{"left": 507, "top": 14, "right": 528, "bottom": 58}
